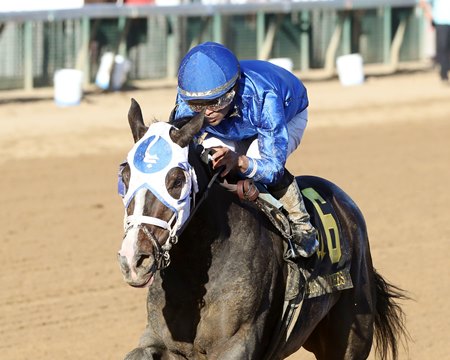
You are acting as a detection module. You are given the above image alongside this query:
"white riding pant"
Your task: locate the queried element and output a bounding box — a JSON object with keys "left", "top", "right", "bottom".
{"left": 202, "top": 109, "right": 308, "bottom": 160}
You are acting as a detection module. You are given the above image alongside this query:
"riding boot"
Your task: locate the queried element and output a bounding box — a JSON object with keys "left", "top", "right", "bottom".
{"left": 268, "top": 170, "right": 319, "bottom": 258}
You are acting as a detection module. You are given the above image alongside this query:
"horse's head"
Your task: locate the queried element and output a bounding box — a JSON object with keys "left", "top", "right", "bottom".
{"left": 117, "top": 99, "right": 205, "bottom": 287}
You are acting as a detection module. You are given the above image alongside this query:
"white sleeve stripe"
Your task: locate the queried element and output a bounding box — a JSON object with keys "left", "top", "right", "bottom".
{"left": 247, "top": 160, "right": 258, "bottom": 178}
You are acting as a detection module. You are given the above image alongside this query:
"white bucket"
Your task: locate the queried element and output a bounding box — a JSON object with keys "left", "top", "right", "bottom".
{"left": 54, "top": 69, "right": 83, "bottom": 106}
{"left": 95, "top": 52, "right": 131, "bottom": 91}
{"left": 336, "top": 54, "right": 365, "bottom": 86}
{"left": 111, "top": 55, "right": 131, "bottom": 90}
{"left": 269, "top": 58, "right": 294, "bottom": 73}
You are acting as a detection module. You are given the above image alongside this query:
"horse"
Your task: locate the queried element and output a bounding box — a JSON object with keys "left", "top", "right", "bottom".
{"left": 117, "top": 98, "right": 408, "bottom": 360}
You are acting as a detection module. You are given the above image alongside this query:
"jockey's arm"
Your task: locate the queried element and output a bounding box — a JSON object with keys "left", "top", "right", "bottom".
{"left": 210, "top": 147, "right": 249, "bottom": 177}
{"left": 243, "top": 93, "right": 289, "bottom": 185}
{"left": 212, "top": 93, "right": 289, "bottom": 185}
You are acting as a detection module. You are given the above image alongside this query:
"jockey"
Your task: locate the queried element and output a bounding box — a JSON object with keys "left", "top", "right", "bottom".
{"left": 172, "top": 42, "right": 319, "bottom": 259}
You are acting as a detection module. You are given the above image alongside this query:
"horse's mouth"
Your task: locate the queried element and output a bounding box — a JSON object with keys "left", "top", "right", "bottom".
{"left": 118, "top": 253, "right": 158, "bottom": 288}
{"left": 128, "top": 273, "right": 155, "bottom": 288}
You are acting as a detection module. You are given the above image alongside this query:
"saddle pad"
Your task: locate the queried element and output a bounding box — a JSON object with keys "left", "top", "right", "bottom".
{"left": 301, "top": 187, "right": 353, "bottom": 298}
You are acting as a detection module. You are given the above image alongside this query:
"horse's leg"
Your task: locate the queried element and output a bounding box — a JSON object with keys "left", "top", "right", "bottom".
{"left": 302, "top": 288, "right": 374, "bottom": 360}
{"left": 124, "top": 347, "right": 187, "bottom": 360}
{"left": 124, "top": 347, "right": 155, "bottom": 360}
{"left": 124, "top": 328, "right": 186, "bottom": 360}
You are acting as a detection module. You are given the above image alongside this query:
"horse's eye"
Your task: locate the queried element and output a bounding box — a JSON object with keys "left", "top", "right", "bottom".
{"left": 166, "top": 167, "right": 187, "bottom": 200}
{"left": 173, "top": 177, "right": 183, "bottom": 188}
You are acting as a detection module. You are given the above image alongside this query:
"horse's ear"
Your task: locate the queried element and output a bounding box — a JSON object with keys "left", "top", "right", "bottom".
{"left": 128, "top": 98, "right": 149, "bottom": 143}
{"left": 170, "top": 110, "right": 206, "bottom": 148}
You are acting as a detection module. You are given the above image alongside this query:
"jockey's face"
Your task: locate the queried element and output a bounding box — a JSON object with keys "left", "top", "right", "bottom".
{"left": 203, "top": 104, "right": 232, "bottom": 126}
{"left": 187, "top": 89, "right": 235, "bottom": 126}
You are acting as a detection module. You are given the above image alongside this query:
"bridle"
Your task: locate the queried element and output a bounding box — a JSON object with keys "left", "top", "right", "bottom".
{"left": 125, "top": 223, "right": 172, "bottom": 271}
{"left": 122, "top": 145, "right": 221, "bottom": 270}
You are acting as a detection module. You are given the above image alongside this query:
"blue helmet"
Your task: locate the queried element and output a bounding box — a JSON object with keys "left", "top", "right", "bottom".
{"left": 177, "top": 42, "right": 240, "bottom": 101}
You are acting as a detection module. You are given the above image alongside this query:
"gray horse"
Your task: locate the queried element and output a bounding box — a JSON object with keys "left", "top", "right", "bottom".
{"left": 117, "top": 99, "right": 408, "bottom": 360}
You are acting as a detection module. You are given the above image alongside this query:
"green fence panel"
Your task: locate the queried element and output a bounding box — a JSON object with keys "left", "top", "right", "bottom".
{"left": 0, "top": 3, "right": 427, "bottom": 91}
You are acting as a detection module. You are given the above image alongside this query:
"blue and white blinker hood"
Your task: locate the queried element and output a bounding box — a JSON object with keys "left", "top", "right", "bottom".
{"left": 122, "top": 122, "right": 198, "bottom": 236}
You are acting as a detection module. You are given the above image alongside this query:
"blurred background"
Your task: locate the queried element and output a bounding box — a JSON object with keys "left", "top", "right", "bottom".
{"left": 0, "top": 0, "right": 435, "bottom": 93}
{"left": 1, "top": 1, "right": 449, "bottom": 360}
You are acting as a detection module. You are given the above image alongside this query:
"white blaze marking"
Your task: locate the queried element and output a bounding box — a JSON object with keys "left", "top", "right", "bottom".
{"left": 119, "top": 188, "right": 147, "bottom": 277}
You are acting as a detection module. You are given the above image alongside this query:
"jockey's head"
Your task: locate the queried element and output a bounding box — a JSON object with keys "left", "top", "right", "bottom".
{"left": 177, "top": 42, "right": 239, "bottom": 126}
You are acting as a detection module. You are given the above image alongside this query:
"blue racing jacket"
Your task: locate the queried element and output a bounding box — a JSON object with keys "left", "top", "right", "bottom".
{"left": 173, "top": 60, "right": 309, "bottom": 185}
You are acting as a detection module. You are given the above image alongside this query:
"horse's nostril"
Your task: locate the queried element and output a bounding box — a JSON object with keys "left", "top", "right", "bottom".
{"left": 136, "top": 254, "right": 152, "bottom": 269}
{"left": 117, "top": 254, "right": 130, "bottom": 273}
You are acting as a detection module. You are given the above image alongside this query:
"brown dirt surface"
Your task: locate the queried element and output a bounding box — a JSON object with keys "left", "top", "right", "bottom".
{"left": 0, "top": 70, "right": 449, "bottom": 359}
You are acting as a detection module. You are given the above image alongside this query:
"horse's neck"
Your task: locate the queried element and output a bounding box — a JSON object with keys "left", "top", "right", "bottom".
{"left": 182, "top": 146, "right": 282, "bottom": 273}
{"left": 164, "top": 188, "right": 236, "bottom": 286}
{"left": 162, "top": 183, "right": 285, "bottom": 323}
{"left": 189, "top": 186, "right": 266, "bottom": 262}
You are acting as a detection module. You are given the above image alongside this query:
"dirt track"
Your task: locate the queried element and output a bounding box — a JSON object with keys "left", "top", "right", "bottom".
{"left": 0, "top": 70, "right": 449, "bottom": 359}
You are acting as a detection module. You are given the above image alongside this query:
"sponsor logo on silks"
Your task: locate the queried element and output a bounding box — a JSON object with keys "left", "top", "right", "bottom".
{"left": 301, "top": 187, "right": 341, "bottom": 264}
{"left": 133, "top": 135, "right": 172, "bottom": 174}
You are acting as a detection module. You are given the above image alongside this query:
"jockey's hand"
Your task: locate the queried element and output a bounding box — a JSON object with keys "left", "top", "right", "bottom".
{"left": 211, "top": 147, "right": 240, "bottom": 177}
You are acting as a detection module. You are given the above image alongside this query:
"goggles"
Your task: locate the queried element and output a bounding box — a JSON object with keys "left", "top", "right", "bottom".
{"left": 188, "top": 89, "right": 235, "bottom": 113}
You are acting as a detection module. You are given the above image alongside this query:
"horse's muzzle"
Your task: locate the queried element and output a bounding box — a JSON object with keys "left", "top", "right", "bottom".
{"left": 117, "top": 253, "right": 156, "bottom": 288}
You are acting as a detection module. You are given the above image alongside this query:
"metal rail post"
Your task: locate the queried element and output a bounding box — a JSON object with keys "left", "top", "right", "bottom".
{"left": 213, "top": 13, "right": 222, "bottom": 44}
{"left": 257, "top": 11, "right": 265, "bottom": 60}
{"left": 383, "top": 6, "right": 392, "bottom": 64}
{"left": 300, "top": 11, "right": 310, "bottom": 71}
{"left": 24, "top": 21, "right": 33, "bottom": 91}
{"left": 167, "top": 15, "right": 179, "bottom": 79}
{"left": 341, "top": 11, "right": 351, "bottom": 55}
{"left": 81, "top": 16, "right": 90, "bottom": 85}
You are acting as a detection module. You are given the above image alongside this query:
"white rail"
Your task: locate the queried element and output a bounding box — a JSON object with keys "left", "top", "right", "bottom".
{"left": 0, "top": 1, "right": 417, "bottom": 22}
